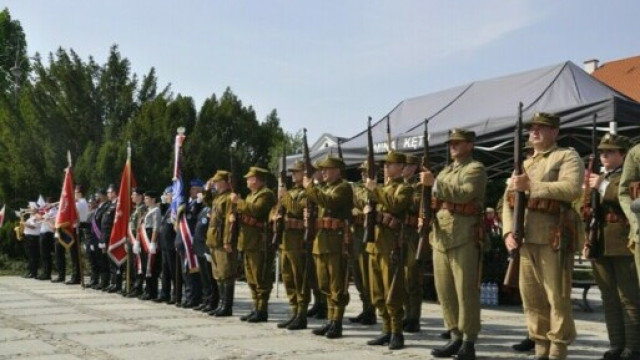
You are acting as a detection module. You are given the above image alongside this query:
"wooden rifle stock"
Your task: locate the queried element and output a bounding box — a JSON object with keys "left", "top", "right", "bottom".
{"left": 228, "top": 151, "right": 239, "bottom": 248}
{"left": 504, "top": 103, "right": 525, "bottom": 288}
{"left": 364, "top": 117, "right": 377, "bottom": 243}
{"left": 272, "top": 148, "right": 287, "bottom": 247}
{"left": 416, "top": 119, "right": 432, "bottom": 261}
{"left": 584, "top": 114, "right": 603, "bottom": 259}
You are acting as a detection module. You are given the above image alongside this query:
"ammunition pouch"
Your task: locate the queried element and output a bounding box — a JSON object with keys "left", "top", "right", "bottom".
{"left": 434, "top": 200, "right": 481, "bottom": 216}
{"left": 376, "top": 212, "right": 401, "bottom": 229}
{"left": 284, "top": 217, "right": 305, "bottom": 230}
{"left": 527, "top": 198, "right": 565, "bottom": 215}
{"left": 605, "top": 212, "right": 628, "bottom": 224}
{"left": 240, "top": 214, "right": 264, "bottom": 228}
{"left": 551, "top": 207, "right": 578, "bottom": 253}
{"left": 316, "top": 217, "right": 345, "bottom": 230}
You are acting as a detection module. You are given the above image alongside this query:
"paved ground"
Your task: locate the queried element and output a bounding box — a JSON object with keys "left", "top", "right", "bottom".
{"left": 0, "top": 276, "right": 609, "bottom": 359}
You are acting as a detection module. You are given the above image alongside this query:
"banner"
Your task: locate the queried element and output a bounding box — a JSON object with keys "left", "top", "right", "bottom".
{"left": 107, "top": 156, "right": 136, "bottom": 265}
{"left": 55, "top": 167, "right": 78, "bottom": 249}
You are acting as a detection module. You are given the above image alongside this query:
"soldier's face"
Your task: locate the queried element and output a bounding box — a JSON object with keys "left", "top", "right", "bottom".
{"left": 384, "top": 163, "right": 403, "bottom": 179}
{"left": 131, "top": 193, "right": 142, "bottom": 204}
{"left": 144, "top": 196, "right": 155, "bottom": 207}
{"left": 402, "top": 164, "right": 417, "bottom": 178}
{"left": 321, "top": 167, "right": 340, "bottom": 183}
{"left": 599, "top": 149, "right": 624, "bottom": 170}
{"left": 214, "top": 180, "right": 229, "bottom": 192}
{"left": 448, "top": 140, "right": 473, "bottom": 160}
{"left": 107, "top": 190, "right": 117, "bottom": 201}
{"left": 291, "top": 171, "right": 303, "bottom": 183}
{"left": 247, "top": 176, "right": 263, "bottom": 191}
{"left": 528, "top": 124, "right": 558, "bottom": 149}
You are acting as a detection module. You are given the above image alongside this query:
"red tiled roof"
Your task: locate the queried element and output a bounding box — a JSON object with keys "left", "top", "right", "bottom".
{"left": 592, "top": 55, "right": 640, "bottom": 102}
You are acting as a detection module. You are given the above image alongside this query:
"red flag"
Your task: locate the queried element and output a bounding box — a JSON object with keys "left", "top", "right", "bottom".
{"left": 55, "top": 167, "right": 79, "bottom": 249}
{"left": 108, "top": 156, "right": 135, "bottom": 265}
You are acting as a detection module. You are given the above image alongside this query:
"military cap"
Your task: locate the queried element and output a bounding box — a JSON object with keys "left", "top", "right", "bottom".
{"left": 358, "top": 161, "right": 368, "bottom": 171}
{"left": 288, "top": 160, "right": 305, "bottom": 172}
{"left": 95, "top": 188, "right": 107, "bottom": 196}
{"left": 244, "top": 166, "right": 270, "bottom": 179}
{"left": 106, "top": 184, "right": 118, "bottom": 193}
{"left": 163, "top": 186, "right": 173, "bottom": 194}
{"left": 212, "top": 170, "right": 230, "bottom": 182}
{"left": 384, "top": 151, "right": 406, "bottom": 164}
{"left": 316, "top": 156, "right": 345, "bottom": 169}
{"left": 447, "top": 128, "right": 476, "bottom": 143}
{"left": 190, "top": 178, "right": 205, "bottom": 188}
{"left": 405, "top": 154, "right": 421, "bottom": 165}
{"left": 527, "top": 112, "right": 560, "bottom": 128}
{"left": 144, "top": 190, "right": 158, "bottom": 199}
{"left": 74, "top": 185, "right": 85, "bottom": 194}
{"left": 598, "top": 133, "right": 631, "bottom": 151}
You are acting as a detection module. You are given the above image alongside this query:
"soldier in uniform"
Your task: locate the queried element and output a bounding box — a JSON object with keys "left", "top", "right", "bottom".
{"left": 206, "top": 170, "right": 237, "bottom": 317}
{"left": 302, "top": 156, "right": 353, "bottom": 339}
{"left": 348, "top": 161, "right": 377, "bottom": 326}
{"left": 276, "top": 160, "right": 310, "bottom": 330}
{"left": 307, "top": 164, "right": 328, "bottom": 320}
{"left": 154, "top": 186, "right": 177, "bottom": 304}
{"left": 90, "top": 189, "right": 109, "bottom": 289}
{"left": 402, "top": 154, "right": 423, "bottom": 333}
{"left": 231, "top": 166, "right": 276, "bottom": 323}
{"left": 128, "top": 188, "right": 146, "bottom": 297}
{"left": 193, "top": 185, "right": 219, "bottom": 312}
{"left": 503, "top": 113, "right": 583, "bottom": 360}
{"left": 586, "top": 134, "right": 640, "bottom": 360}
{"left": 103, "top": 184, "right": 120, "bottom": 293}
{"left": 140, "top": 191, "right": 162, "bottom": 301}
{"left": 422, "top": 129, "right": 487, "bottom": 360}
{"left": 365, "top": 151, "right": 413, "bottom": 350}
{"left": 620, "top": 138, "right": 640, "bottom": 292}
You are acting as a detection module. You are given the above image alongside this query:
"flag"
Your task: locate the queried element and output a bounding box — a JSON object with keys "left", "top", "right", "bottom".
{"left": 55, "top": 167, "right": 78, "bottom": 249}
{"left": 0, "top": 204, "right": 5, "bottom": 227}
{"left": 107, "top": 155, "right": 135, "bottom": 265}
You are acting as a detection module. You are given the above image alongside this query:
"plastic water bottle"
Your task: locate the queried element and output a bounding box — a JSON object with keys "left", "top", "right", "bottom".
{"left": 480, "top": 282, "right": 488, "bottom": 305}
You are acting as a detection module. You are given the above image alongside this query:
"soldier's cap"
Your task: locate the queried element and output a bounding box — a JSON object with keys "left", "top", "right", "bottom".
{"left": 358, "top": 160, "right": 368, "bottom": 171}
{"left": 244, "top": 166, "right": 270, "bottom": 179}
{"left": 288, "top": 160, "right": 305, "bottom": 172}
{"left": 132, "top": 187, "right": 144, "bottom": 195}
{"left": 316, "top": 156, "right": 345, "bottom": 169}
{"left": 190, "top": 178, "right": 205, "bottom": 188}
{"left": 106, "top": 184, "right": 118, "bottom": 193}
{"left": 144, "top": 190, "right": 158, "bottom": 199}
{"left": 211, "top": 170, "right": 230, "bottom": 182}
{"left": 163, "top": 186, "right": 173, "bottom": 194}
{"left": 446, "top": 128, "right": 476, "bottom": 143}
{"left": 598, "top": 133, "right": 631, "bottom": 151}
{"left": 384, "top": 151, "right": 406, "bottom": 164}
{"left": 74, "top": 185, "right": 84, "bottom": 194}
{"left": 405, "top": 154, "right": 421, "bottom": 165}
{"left": 95, "top": 188, "right": 107, "bottom": 196}
{"left": 526, "top": 112, "right": 560, "bottom": 129}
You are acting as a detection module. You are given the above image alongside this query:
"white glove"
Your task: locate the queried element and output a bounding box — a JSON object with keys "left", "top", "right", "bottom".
{"left": 149, "top": 242, "right": 157, "bottom": 254}
{"left": 197, "top": 192, "right": 203, "bottom": 203}
{"left": 90, "top": 244, "right": 95, "bottom": 251}
{"left": 98, "top": 243, "right": 106, "bottom": 249}
{"left": 133, "top": 241, "right": 141, "bottom": 254}
{"left": 204, "top": 253, "right": 212, "bottom": 263}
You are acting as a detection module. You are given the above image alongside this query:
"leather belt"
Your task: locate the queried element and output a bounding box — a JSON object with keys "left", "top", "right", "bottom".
{"left": 316, "top": 217, "right": 345, "bottom": 230}
{"left": 240, "top": 214, "right": 264, "bottom": 228}
{"left": 284, "top": 217, "right": 305, "bottom": 230}
{"left": 433, "top": 200, "right": 480, "bottom": 216}
{"left": 404, "top": 215, "right": 418, "bottom": 228}
{"left": 376, "top": 212, "right": 401, "bottom": 230}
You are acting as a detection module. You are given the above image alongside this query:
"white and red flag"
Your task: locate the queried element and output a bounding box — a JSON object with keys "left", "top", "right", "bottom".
{"left": 55, "top": 154, "right": 79, "bottom": 249}
{"left": 108, "top": 146, "right": 137, "bottom": 265}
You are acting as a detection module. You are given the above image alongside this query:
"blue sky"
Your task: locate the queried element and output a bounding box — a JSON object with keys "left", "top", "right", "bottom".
{"left": 4, "top": 1, "right": 640, "bottom": 142}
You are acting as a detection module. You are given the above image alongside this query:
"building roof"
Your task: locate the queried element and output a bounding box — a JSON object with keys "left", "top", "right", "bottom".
{"left": 592, "top": 55, "right": 640, "bottom": 102}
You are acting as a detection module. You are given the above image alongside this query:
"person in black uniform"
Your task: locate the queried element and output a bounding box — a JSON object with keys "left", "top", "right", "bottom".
{"left": 91, "top": 189, "right": 109, "bottom": 289}
{"left": 154, "top": 186, "right": 177, "bottom": 304}
{"left": 193, "top": 185, "right": 219, "bottom": 313}
{"left": 102, "top": 184, "right": 120, "bottom": 293}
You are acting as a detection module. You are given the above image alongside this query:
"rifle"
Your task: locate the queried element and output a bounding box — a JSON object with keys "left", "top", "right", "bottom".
{"left": 336, "top": 140, "right": 351, "bottom": 294}
{"left": 301, "top": 128, "right": 316, "bottom": 294}
{"left": 228, "top": 149, "right": 239, "bottom": 250}
{"left": 584, "top": 114, "right": 603, "bottom": 259}
{"left": 503, "top": 102, "right": 525, "bottom": 288}
{"left": 416, "top": 119, "right": 432, "bottom": 261}
{"left": 364, "top": 117, "right": 377, "bottom": 243}
{"left": 386, "top": 115, "right": 393, "bottom": 151}
{"left": 272, "top": 147, "right": 287, "bottom": 247}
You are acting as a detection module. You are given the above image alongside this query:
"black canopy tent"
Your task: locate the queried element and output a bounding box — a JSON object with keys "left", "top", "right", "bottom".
{"left": 289, "top": 61, "right": 640, "bottom": 179}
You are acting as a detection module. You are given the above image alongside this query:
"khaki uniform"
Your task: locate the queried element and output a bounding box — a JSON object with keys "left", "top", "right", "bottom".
{"left": 592, "top": 170, "right": 640, "bottom": 352}
{"left": 237, "top": 186, "right": 276, "bottom": 312}
{"left": 351, "top": 182, "right": 374, "bottom": 315}
{"left": 502, "top": 145, "right": 583, "bottom": 359}
{"left": 306, "top": 178, "right": 353, "bottom": 321}
{"left": 403, "top": 178, "right": 423, "bottom": 324}
{"left": 279, "top": 185, "right": 310, "bottom": 316}
{"left": 206, "top": 189, "right": 236, "bottom": 284}
{"left": 619, "top": 143, "right": 640, "bottom": 283}
{"left": 431, "top": 155, "right": 486, "bottom": 342}
{"left": 366, "top": 177, "right": 413, "bottom": 334}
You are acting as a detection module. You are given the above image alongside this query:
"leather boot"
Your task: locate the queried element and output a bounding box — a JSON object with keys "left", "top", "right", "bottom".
{"left": 602, "top": 348, "right": 623, "bottom": 360}
{"left": 440, "top": 330, "right": 452, "bottom": 339}
{"left": 65, "top": 275, "right": 80, "bottom": 285}
{"left": 389, "top": 333, "right": 404, "bottom": 350}
{"left": 247, "top": 310, "right": 268, "bottom": 323}
{"left": 287, "top": 315, "right": 308, "bottom": 330}
{"left": 240, "top": 310, "right": 256, "bottom": 322}
{"left": 312, "top": 322, "right": 333, "bottom": 336}
{"left": 314, "top": 303, "right": 327, "bottom": 320}
{"left": 210, "top": 282, "right": 225, "bottom": 315}
{"left": 209, "top": 281, "right": 220, "bottom": 311}
{"left": 348, "top": 311, "right": 365, "bottom": 323}
{"left": 88, "top": 273, "right": 99, "bottom": 288}
{"left": 403, "top": 318, "right": 420, "bottom": 333}
{"left": 431, "top": 339, "right": 463, "bottom": 358}
{"left": 277, "top": 312, "right": 297, "bottom": 329}
{"left": 367, "top": 333, "right": 391, "bottom": 346}
{"left": 512, "top": 337, "right": 535, "bottom": 352}
{"left": 359, "top": 307, "right": 377, "bottom": 325}
{"left": 214, "top": 284, "right": 234, "bottom": 317}
{"left": 455, "top": 340, "right": 476, "bottom": 360}
{"left": 325, "top": 320, "right": 342, "bottom": 339}
{"left": 307, "top": 302, "right": 320, "bottom": 317}
{"left": 620, "top": 349, "right": 640, "bottom": 360}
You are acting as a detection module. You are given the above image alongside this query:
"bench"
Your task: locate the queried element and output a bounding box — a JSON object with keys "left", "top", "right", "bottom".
{"left": 572, "top": 254, "right": 597, "bottom": 312}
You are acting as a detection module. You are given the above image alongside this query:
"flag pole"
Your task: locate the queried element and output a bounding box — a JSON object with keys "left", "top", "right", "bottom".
{"left": 125, "top": 141, "right": 132, "bottom": 295}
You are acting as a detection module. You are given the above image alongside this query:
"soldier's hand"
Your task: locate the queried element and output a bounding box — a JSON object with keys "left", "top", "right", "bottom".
{"left": 587, "top": 173, "right": 602, "bottom": 189}
{"left": 512, "top": 172, "right": 530, "bottom": 192}
{"left": 581, "top": 245, "right": 589, "bottom": 259}
{"left": 224, "top": 243, "right": 232, "bottom": 253}
{"left": 278, "top": 187, "right": 286, "bottom": 199}
{"left": 420, "top": 170, "right": 435, "bottom": 186}
{"left": 504, "top": 233, "right": 519, "bottom": 252}
{"left": 230, "top": 193, "right": 239, "bottom": 203}
{"left": 303, "top": 176, "right": 312, "bottom": 189}
{"left": 365, "top": 177, "right": 377, "bottom": 191}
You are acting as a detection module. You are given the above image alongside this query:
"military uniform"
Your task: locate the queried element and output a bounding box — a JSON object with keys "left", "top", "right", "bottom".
{"left": 236, "top": 167, "right": 276, "bottom": 322}
{"left": 90, "top": 192, "right": 109, "bottom": 289}
{"left": 155, "top": 187, "right": 177, "bottom": 303}
{"left": 403, "top": 154, "right": 424, "bottom": 332}
{"left": 588, "top": 134, "right": 640, "bottom": 360}
{"left": 141, "top": 192, "right": 162, "bottom": 301}
{"left": 193, "top": 200, "right": 219, "bottom": 312}
{"left": 100, "top": 187, "right": 119, "bottom": 292}
{"left": 276, "top": 160, "right": 310, "bottom": 330}
{"left": 502, "top": 113, "right": 583, "bottom": 360}
{"left": 620, "top": 143, "right": 640, "bottom": 286}
{"left": 366, "top": 151, "right": 413, "bottom": 349}
{"left": 349, "top": 167, "right": 376, "bottom": 325}
{"left": 306, "top": 156, "right": 353, "bottom": 339}
{"left": 206, "top": 170, "right": 237, "bottom": 317}
{"left": 128, "top": 197, "right": 146, "bottom": 297}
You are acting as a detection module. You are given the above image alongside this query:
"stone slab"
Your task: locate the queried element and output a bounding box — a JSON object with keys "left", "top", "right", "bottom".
{"left": 41, "top": 321, "right": 135, "bottom": 334}
{"left": 0, "top": 339, "right": 56, "bottom": 357}
{"left": 101, "top": 342, "right": 222, "bottom": 360}
{"left": 19, "top": 313, "right": 102, "bottom": 325}
{"left": 73, "top": 330, "right": 184, "bottom": 348}
{"left": 0, "top": 327, "right": 31, "bottom": 341}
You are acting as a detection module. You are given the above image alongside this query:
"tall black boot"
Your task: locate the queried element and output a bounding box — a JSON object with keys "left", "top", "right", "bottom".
{"left": 209, "top": 281, "right": 225, "bottom": 315}
{"left": 215, "top": 283, "right": 234, "bottom": 317}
